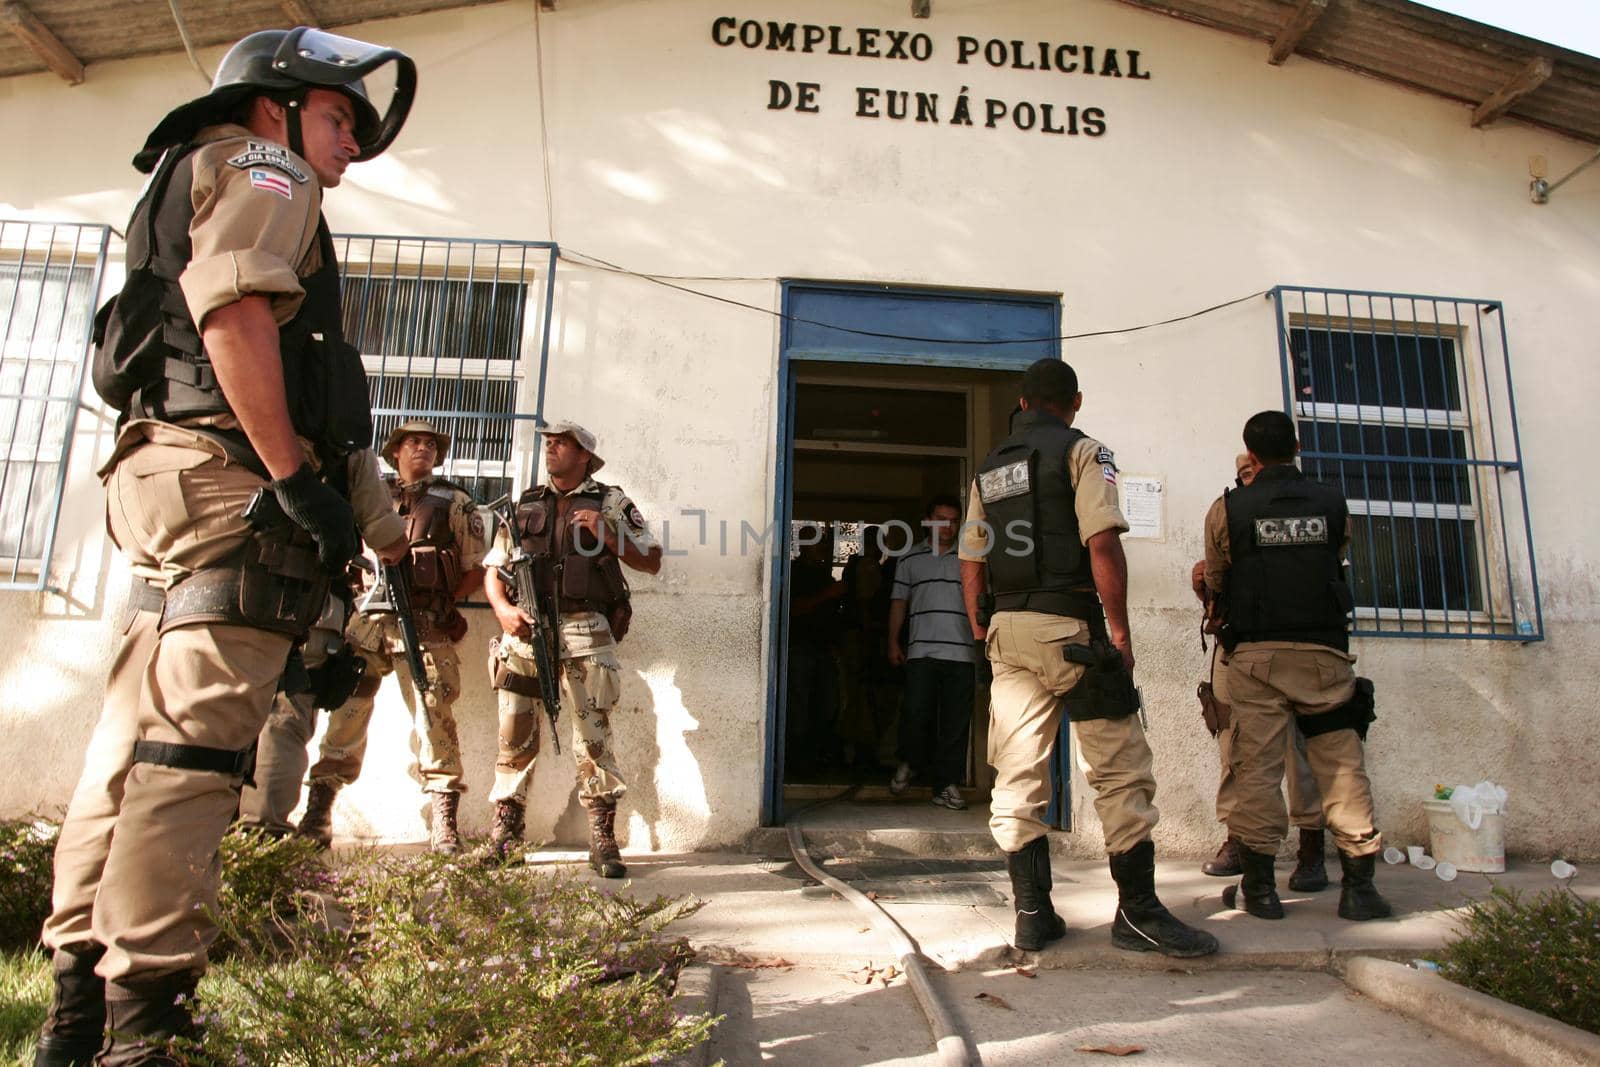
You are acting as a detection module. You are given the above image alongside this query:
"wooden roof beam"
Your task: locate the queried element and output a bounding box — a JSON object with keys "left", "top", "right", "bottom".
{"left": 1268, "top": 0, "right": 1330, "bottom": 66}
{"left": 1472, "top": 56, "right": 1554, "bottom": 128}
{"left": 1, "top": 0, "right": 84, "bottom": 84}
{"left": 279, "top": 1, "right": 320, "bottom": 28}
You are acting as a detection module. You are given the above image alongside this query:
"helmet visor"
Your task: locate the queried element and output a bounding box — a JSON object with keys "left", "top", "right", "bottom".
{"left": 273, "top": 28, "right": 417, "bottom": 160}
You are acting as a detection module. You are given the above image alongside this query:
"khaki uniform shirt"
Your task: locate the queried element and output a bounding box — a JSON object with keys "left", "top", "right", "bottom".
{"left": 347, "top": 450, "right": 405, "bottom": 550}
{"left": 959, "top": 434, "right": 1130, "bottom": 563}
{"left": 484, "top": 477, "right": 658, "bottom": 659}
{"left": 1202, "top": 472, "right": 1355, "bottom": 654}
{"left": 104, "top": 123, "right": 327, "bottom": 469}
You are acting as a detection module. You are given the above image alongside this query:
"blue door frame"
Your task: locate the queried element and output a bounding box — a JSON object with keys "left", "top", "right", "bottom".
{"left": 762, "top": 282, "right": 1062, "bottom": 826}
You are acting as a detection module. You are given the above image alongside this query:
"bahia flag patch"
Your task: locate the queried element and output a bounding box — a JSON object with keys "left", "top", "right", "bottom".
{"left": 248, "top": 169, "right": 293, "bottom": 200}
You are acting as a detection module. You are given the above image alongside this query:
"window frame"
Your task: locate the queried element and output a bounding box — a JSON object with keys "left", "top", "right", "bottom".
{"left": 0, "top": 222, "right": 111, "bottom": 591}
{"left": 1272, "top": 286, "right": 1543, "bottom": 642}
{"left": 333, "top": 235, "right": 559, "bottom": 504}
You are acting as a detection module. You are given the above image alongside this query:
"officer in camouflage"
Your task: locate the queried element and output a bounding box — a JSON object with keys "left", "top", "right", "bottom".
{"left": 1203, "top": 410, "right": 1390, "bottom": 923}
{"left": 961, "top": 359, "right": 1218, "bottom": 959}
{"left": 296, "top": 419, "right": 486, "bottom": 854}
{"left": 35, "top": 26, "right": 416, "bottom": 1066}
{"left": 482, "top": 421, "right": 661, "bottom": 875}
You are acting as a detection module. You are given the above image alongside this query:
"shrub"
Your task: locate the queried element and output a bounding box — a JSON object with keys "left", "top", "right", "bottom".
{"left": 186, "top": 853, "right": 712, "bottom": 1065}
{"left": 0, "top": 818, "right": 57, "bottom": 950}
{"left": 0, "top": 949, "right": 50, "bottom": 1065}
{"left": 212, "top": 831, "right": 339, "bottom": 961}
{"left": 1437, "top": 886, "right": 1600, "bottom": 1035}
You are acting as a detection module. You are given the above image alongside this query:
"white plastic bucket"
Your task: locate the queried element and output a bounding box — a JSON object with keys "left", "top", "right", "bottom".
{"left": 1423, "top": 798, "right": 1505, "bottom": 873}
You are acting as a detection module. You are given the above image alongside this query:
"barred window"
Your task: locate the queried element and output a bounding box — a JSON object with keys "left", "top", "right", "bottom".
{"left": 0, "top": 221, "right": 109, "bottom": 589}
{"left": 1275, "top": 287, "right": 1541, "bottom": 640}
{"left": 335, "top": 237, "right": 555, "bottom": 506}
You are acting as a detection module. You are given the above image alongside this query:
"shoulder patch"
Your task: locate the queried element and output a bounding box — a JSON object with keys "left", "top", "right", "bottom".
{"left": 625, "top": 502, "right": 646, "bottom": 529}
{"left": 227, "top": 141, "right": 310, "bottom": 183}
{"left": 1095, "top": 445, "right": 1115, "bottom": 468}
{"left": 247, "top": 169, "right": 293, "bottom": 200}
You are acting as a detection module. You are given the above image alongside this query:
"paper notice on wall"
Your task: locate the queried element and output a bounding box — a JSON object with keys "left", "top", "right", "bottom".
{"left": 1119, "top": 476, "right": 1164, "bottom": 540}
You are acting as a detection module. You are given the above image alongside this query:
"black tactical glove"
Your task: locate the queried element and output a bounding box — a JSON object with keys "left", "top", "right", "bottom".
{"left": 270, "top": 463, "right": 359, "bottom": 571}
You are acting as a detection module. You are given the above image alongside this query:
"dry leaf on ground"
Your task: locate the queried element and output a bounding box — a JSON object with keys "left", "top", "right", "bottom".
{"left": 974, "top": 992, "right": 1014, "bottom": 1010}
{"left": 1076, "top": 1044, "right": 1145, "bottom": 1056}
{"left": 1013, "top": 967, "right": 1037, "bottom": 978}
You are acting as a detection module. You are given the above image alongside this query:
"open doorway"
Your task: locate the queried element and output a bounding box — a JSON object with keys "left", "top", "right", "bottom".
{"left": 780, "top": 364, "right": 1022, "bottom": 806}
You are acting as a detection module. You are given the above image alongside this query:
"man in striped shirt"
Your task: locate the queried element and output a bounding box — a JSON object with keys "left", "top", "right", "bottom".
{"left": 888, "top": 495, "right": 978, "bottom": 810}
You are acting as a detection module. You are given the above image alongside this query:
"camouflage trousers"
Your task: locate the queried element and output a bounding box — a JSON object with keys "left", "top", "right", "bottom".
{"left": 308, "top": 613, "right": 466, "bottom": 794}
{"left": 488, "top": 634, "right": 623, "bottom": 805}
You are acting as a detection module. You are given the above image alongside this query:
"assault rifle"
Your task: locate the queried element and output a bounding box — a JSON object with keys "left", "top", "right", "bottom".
{"left": 490, "top": 496, "right": 563, "bottom": 753}
{"left": 354, "top": 556, "right": 432, "bottom": 703}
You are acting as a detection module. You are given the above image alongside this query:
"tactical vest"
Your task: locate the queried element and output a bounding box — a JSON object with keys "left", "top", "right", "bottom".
{"left": 1222, "top": 464, "right": 1353, "bottom": 652}
{"left": 91, "top": 139, "right": 373, "bottom": 470}
{"left": 512, "top": 483, "right": 630, "bottom": 616}
{"left": 975, "top": 410, "right": 1097, "bottom": 618}
{"left": 389, "top": 476, "right": 464, "bottom": 613}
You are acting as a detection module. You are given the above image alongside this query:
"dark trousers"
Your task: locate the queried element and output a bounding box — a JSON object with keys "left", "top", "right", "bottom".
{"left": 897, "top": 657, "right": 975, "bottom": 793}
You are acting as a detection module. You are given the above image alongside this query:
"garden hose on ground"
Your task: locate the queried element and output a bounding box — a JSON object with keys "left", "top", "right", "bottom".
{"left": 784, "top": 787, "right": 975, "bottom": 1066}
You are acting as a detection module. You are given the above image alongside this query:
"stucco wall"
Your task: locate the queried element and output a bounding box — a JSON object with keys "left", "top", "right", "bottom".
{"left": 2, "top": 0, "right": 1597, "bottom": 856}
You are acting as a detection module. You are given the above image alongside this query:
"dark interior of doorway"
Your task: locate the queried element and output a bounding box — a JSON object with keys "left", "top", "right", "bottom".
{"left": 782, "top": 364, "right": 1022, "bottom": 801}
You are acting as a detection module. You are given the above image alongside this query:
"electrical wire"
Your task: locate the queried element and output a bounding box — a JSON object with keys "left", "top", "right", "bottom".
{"left": 558, "top": 246, "right": 1268, "bottom": 346}
{"left": 166, "top": 0, "right": 212, "bottom": 86}
{"left": 532, "top": 4, "right": 557, "bottom": 244}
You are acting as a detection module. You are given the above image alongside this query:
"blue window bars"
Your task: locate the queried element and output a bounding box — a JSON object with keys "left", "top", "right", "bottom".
{"left": 1272, "top": 286, "right": 1543, "bottom": 641}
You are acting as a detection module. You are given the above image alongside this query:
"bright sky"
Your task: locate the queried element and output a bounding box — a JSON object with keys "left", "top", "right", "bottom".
{"left": 1416, "top": 0, "right": 1600, "bottom": 59}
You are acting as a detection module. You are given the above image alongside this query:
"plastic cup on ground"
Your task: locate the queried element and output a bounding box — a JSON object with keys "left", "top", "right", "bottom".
{"left": 1383, "top": 846, "right": 1406, "bottom": 865}
{"left": 1406, "top": 845, "right": 1427, "bottom": 865}
{"left": 1415, "top": 854, "right": 1437, "bottom": 871}
{"left": 1436, "top": 861, "right": 1457, "bottom": 882}
{"left": 1552, "top": 859, "right": 1577, "bottom": 879}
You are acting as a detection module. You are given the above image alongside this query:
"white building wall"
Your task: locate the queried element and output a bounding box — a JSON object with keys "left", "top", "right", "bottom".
{"left": 2, "top": 0, "right": 1597, "bottom": 856}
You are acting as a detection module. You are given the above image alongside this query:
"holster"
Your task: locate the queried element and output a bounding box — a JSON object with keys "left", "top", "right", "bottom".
{"left": 440, "top": 607, "right": 470, "bottom": 644}
{"left": 1198, "top": 680, "right": 1231, "bottom": 737}
{"left": 305, "top": 644, "right": 369, "bottom": 709}
{"left": 488, "top": 639, "right": 544, "bottom": 698}
{"left": 1298, "top": 676, "right": 1377, "bottom": 741}
{"left": 1061, "top": 638, "right": 1141, "bottom": 722}
{"left": 159, "top": 527, "right": 328, "bottom": 639}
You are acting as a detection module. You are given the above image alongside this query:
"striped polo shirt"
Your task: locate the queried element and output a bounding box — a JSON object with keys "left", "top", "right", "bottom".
{"left": 891, "top": 539, "right": 977, "bottom": 664}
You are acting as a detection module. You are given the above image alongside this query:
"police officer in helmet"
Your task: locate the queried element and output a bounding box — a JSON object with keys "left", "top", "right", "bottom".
{"left": 35, "top": 27, "right": 415, "bottom": 1066}
{"left": 960, "top": 358, "right": 1218, "bottom": 958}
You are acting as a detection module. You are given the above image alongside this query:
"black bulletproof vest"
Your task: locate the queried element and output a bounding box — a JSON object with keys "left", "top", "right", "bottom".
{"left": 92, "top": 140, "right": 373, "bottom": 468}
{"left": 975, "top": 410, "right": 1096, "bottom": 617}
{"left": 1223, "top": 464, "right": 1353, "bottom": 652}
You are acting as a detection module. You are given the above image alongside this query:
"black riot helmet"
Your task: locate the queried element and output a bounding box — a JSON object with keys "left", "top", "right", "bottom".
{"left": 134, "top": 26, "right": 417, "bottom": 173}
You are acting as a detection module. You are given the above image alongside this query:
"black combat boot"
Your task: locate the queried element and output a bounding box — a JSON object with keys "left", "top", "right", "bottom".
{"left": 99, "top": 971, "right": 199, "bottom": 1067}
{"left": 34, "top": 941, "right": 105, "bottom": 1067}
{"left": 1005, "top": 835, "right": 1067, "bottom": 951}
{"left": 295, "top": 781, "right": 340, "bottom": 850}
{"left": 1109, "top": 840, "right": 1220, "bottom": 958}
{"left": 1288, "top": 828, "right": 1330, "bottom": 892}
{"left": 430, "top": 791, "right": 462, "bottom": 855}
{"left": 1222, "top": 843, "right": 1285, "bottom": 919}
{"left": 1337, "top": 851, "right": 1394, "bottom": 921}
{"left": 584, "top": 798, "right": 627, "bottom": 879}
{"left": 487, "top": 797, "right": 526, "bottom": 863}
{"left": 1201, "top": 837, "right": 1241, "bottom": 877}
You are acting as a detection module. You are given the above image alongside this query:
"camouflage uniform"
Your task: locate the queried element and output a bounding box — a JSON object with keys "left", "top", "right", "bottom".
{"left": 486, "top": 479, "right": 654, "bottom": 806}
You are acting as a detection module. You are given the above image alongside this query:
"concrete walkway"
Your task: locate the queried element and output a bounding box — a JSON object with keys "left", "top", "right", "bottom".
{"left": 527, "top": 844, "right": 1593, "bottom": 1065}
